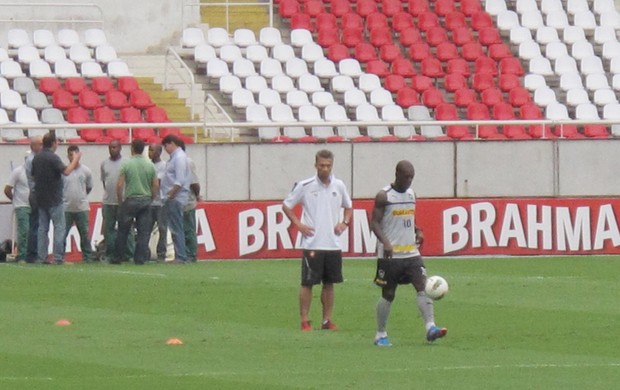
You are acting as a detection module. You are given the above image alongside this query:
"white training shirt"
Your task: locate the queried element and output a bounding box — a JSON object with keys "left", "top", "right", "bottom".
{"left": 283, "top": 174, "right": 352, "bottom": 250}
{"left": 376, "top": 185, "right": 420, "bottom": 259}
{"left": 7, "top": 165, "right": 29, "bottom": 208}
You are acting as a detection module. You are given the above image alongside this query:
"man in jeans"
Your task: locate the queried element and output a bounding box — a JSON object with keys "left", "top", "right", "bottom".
{"left": 4, "top": 154, "right": 30, "bottom": 262}
{"left": 114, "top": 139, "right": 158, "bottom": 265}
{"left": 161, "top": 135, "right": 190, "bottom": 263}
{"left": 31, "top": 132, "right": 81, "bottom": 264}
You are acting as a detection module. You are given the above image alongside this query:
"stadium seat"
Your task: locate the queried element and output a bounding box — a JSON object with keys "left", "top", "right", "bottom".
{"left": 311, "top": 91, "right": 335, "bottom": 108}
{"left": 286, "top": 90, "right": 311, "bottom": 110}
{"left": 435, "top": 103, "right": 471, "bottom": 139}
{"left": 84, "top": 28, "right": 107, "bottom": 48}
{"left": 13, "top": 77, "right": 36, "bottom": 95}
{"left": 324, "top": 104, "right": 369, "bottom": 141}
{"left": 466, "top": 102, "right": 504, "bottom": 139}
{"left": 575, "top": 103, "right": 609, "bottom": 138}
{"left": 33, "top": 29, "right": 56, "bottom": 48}
{"left": 91, "top": 77, "right": 115, "bottom": 95}
{"left": 421, "top": 87, "right": 445, "bottom": 108}
{"left": 408, "top": 105, "right": 448, "bottom": 139}
{"left": 395, "top": 87, "right": 420, "bottom": 107}
{"left": 179, "top": 28, "right": 204, "bottom": 48}
{"left": 94, "top": 106, "right": 117, "bottom": 123}
{"left": 232, "top": 88, "right": 256, "bottom": 112}
{"left": 498, "top": 74, "right": 521, "bottom": 92}
{"left": 81, "top": 61, "right": 105, "bottom": 78}
{"left": 69, "top": 44, "right": 92, "bottom": 64}
{"left": 271, "top": 75, "right": 295, "bottom": 96}
{"left": 258, "top": 88, "right": 282, "bottom": 109}
{"left": 57, "top": 29, "right": 80, "bottom": 48}
{"left": 410, "top": 75, "right": 433, "bottom": 92}
{"left": 145, "top": 106, "right": 171, "bottom": 123}
{"left": 300, "top": 105, "right": 343, "bottom": 142}
{"left": 384, "top": 74, "right": 407, "bottom": 93}
{"left": 233, "top": 29, "right": 257, "bottom": 48}
{"left": 129, "top": 90, "right": 155, "bottom": 109}
{"left": 7, "top": 28, "right": 30, "bottom": 49}
{"left": 356, "top": 103, "right": 398, "bottom": 141}
{"left": 382, "top": 104, "right": 423, "bottom": 140}
{"left": 78, "top": 89, "right": 103, "bottom": 109}
{"left": 44, "top": 45, "right": 67, "bottom": 65}
{"left": 327, "top": 44, "right": 349, "bottom": 63}
{"left": 245, "top": 44, "right": 268, "bottom": 65}
{"left": 301, "top": 43, "right": 325, "bottom": 64}
{"left": 105, "top": 90, "right": 130, "bottom": 109}
{"left": 508, "top": 87, "right": 532, "bottom": 107}
{"left": 51, "top": 89, "right": 76, "bottom": 110}
{"left": 107, "top": 61, "right": 133, "bottom": 78}
{"left": 453, "top": 88, "right": 477, "bottom": 108}
{"left": 1, "top": 60, "right": 26, "bottom": 79}
{"left": 259, "top": 27, "right": 282, "bottom": 49}
{"left": 95, "top": 44, "right": 118, "bottom": 64}
{"left": 65, "top": 77, "right": 88, "bottom": 95}
{"left": 233, "top": 58, "right": 258, "bottom": 79}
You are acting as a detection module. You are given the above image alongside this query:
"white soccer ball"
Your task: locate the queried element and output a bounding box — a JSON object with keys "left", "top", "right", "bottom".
{"left": 425, "top": 275, "right": 449, "bottom": 300}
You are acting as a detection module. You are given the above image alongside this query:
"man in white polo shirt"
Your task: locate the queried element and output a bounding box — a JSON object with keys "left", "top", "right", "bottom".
{"left": 283, "top": 149, "right": 353, "bottom": 332}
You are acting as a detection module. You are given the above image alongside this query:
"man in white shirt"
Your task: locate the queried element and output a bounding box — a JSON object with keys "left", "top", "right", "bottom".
{"left": 283, "top": 150, "right": 353, "bottom": 332}
{"left": 4, "top": 155, "right": 30, "bottom": 262}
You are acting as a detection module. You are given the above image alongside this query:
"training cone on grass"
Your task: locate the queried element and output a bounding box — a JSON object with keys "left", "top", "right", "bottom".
{"left": 166, "top": 338, "right": 183, "bottom": 345}
{"left": 55, "top": 319, "right": 72, "bottom": 326}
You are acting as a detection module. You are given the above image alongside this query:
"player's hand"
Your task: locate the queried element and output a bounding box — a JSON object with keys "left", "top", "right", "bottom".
{"left": 383, "top": 242, "right": 393, "bottom": 259}
{"left": 298, "top": 224, "right": 315, "bottom": 237}
{"left": 334, "top": 222, "right": 348, "bottom": 235}
{"left": 416, "top": 228, "right": 425, "bottom": 247}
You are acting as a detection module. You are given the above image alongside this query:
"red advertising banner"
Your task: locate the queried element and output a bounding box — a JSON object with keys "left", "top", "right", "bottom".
{"left": 64, "top": 198, "right": 620, "bottom": 260}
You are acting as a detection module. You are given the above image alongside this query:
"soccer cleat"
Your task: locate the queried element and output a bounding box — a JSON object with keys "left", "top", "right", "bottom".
{"left": 426, "top": 326, "right": 448, "bottom": 342}
{"left": 301, "top": 321, "right": 312, "bottom": 332}
{"left": 374, "top": 337, "right": 392, "bottom": 347}
{"left": 321, "top": 320, "right": 337, "bottom": 330}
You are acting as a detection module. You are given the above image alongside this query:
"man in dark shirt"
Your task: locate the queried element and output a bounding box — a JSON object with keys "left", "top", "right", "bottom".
{"left": 31, "top": 132, "right": 81, "bottom": 264}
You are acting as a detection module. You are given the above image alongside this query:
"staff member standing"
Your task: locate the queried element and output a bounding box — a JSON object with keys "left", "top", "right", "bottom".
{"left": 282, "top": 149, "right": 353, "bottom": 332}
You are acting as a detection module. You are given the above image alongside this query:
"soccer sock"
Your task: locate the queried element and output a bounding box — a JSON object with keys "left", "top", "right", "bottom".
{"left": 376, "top": 297, "right": 392, "bottom": 335}
{"left": 416, "top": 291, "right": 436, "bottom": 331}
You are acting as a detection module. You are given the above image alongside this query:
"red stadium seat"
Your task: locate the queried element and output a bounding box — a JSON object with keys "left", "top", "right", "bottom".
{"left": 91, "top": 76, "right": 115, "bottom": 95}
{"left": 366, "top": 60, "right": 391, "bottom": 77}
{"left": 354, "top": 42, "right": 378, "bottom": 63}
{"left": 129, "top": 89, "right": 155, "bottom": 109}
{"left": 436, "top": 42, "right": 459, "bottom": 62}
{"left": 94, "top": 106, "right": 117, "bottom": 123}
{"left": 369, "top": 27, "right": 393, "bottom": 47}
{"left": 519, "top": 102, "right": 543, "bottom": 119}
{"left": 391, "top": 57, "right": 417, "bottom": 78}
{"left": 304, "top": 0, "right": 324, "bottom": 17}
{"left": 396, "top": 87, "right": 420, "bottom": 107}
{"left": 444, "top": 73, "right": 467, "bottom": 92}
{"left": 356, "top": 0, "right": 377, "bottom": 17}
{"left": 460, "top": 0, "right": 482, "bottom": 16}
{"left": 499, "top": 57, "right": 525, "bottom": 76}
{"left": 39, "top": 77, "right": 62, "bottom": 95}
{"left": 78, "top": 89, "right": 103, "bottom": 109}
{"left": 105, "top": 127, "right": 129, "bottom": 143}
{"left": 508, "top": 87, "right": 532, "bottom": 107}
{"left": 467, "top": 102, "right": 504, "bottom": 139}
{"left": 145, "top": 106, "right": 171, "bottom": 122}
{"left": 399, "top": 26, "right": 422, "bottom": 46}
{"left": 472, "top": 73, "right": 495, "bottom": 92}
{"left": 379, "top": 44, "right": 402, "bottom": 63}
{"left": 447, "top": 58, "right": 471, "bottom": 76}
{"left": 416, "top": 12, "right": 440, "bottom": 32}
{"left": 420, "top": 57, "right": 444, "bottom": 78}
{"left": 105, "top": 90, "right": 130, "bottom": 109}
{"left": 435, "top": 103, "right": 470, "bottom": 139}
{"left": 411, "top": 74, "right": 433, "bottom": 92}
{"left": 478, "top": 27, "right": 502, "bottom": 47}
{"left": 407, "top": 0, "right": 429, "bottom": 16}
{"left": 444, "top": 12, "right": 468, "bottom": 31}
{"left": 470, "top": 11, "right": 494, "bottom": 31}
{"left": 316, "top": 13, "right": 338, "bottom": 31}
{"left": 454, "top": 87, "right": 477, "bottom": 107}
{"left": 330, "top": 0, "right": 351, "bottom": 17}
{"left": 434, "top": 0, "right": 456, "bottom": 17}
{"left": 64, "top": 77, "right": 87, "bottom": 95}
{"left": 451, "top": 27, "right": 474, "bottom": 46}
{"left": 426, "top": 26, "right": 449, "bottom": 47}
{"left": 498, "top": 74, "right": 520, "bottom": 92}
{"left": 494, "top": 102, "right": 530, "bottom": 139}
{"left": 279, "top": 0, "right": 299, "bottom": 18}
{"left": 421, "top": 87, "right": 445, "bottom": 108}
{"left": 342, "top": 28, "right": 363, "bottom": 48}
{"left": 317, "top": 28, "right": 340, "bottom": 48}
{"left": 117, "top": 76, "right": 140, "bottom": 95}
{"left": 408, "top": 42, "right": 431, "bottom": 62}
{"left": 381, "top": 0, "right": 403, "bottom": 16}
{"left": 461, "top": 41, "right": 485, "bottom": 62}
{"left": 66, "top": 107, "right": 90, "bottom": 123}
{"left": 583, "top": 124, "right": 609, "bottom": 138}
{"left": 342, "top": 13, "right": 364, "bottom": 30}
{"left": 481, "top": 87, "right": 504, "bottom": 107}
{"left": 52, "top": 89, "right": 77, "bottom": 109}
{"left": 384, "top": 74, "right": 407, "bottom": 92}
{"left": 474, "top": 56, "right": 498, "bottom": 76}
{"left": 392, "top": 12, "right": 414, "bottom": 32}
{"left": 488, "top": 43, "right": 513, "bottom": 60}
{"left": 327, "top": 43, "right": 349, "bottom": 62}
{"left": 366, "top": 12, "right": 389, "bottom": 31}
{"left": 120, "top": 107, "right": 144, "bottom": 123}
{"left": 290, "top": 13, "right": 314, "bottom": 31}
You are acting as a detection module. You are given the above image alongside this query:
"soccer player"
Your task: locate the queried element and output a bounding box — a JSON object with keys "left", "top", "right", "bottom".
{"left": 371, "top": 160, "right": 447, "bottom": 346}
{"left": 282, "top": 149, "right": 353, "bottom": 331}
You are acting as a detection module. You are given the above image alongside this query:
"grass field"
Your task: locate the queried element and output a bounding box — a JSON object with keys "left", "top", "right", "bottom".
{"left": 1, "top": 256, "right": 620, "bottom": 389}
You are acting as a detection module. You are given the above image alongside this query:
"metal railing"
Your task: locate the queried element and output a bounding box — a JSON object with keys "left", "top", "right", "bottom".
{"left": 1, "top": 118, "right": 619, "bottom": 143}
{"left": 164, "top": 47, "right": 197, "bottom": 120}
{"left": 204, "top": 93, "right": 235, "bottom": 141}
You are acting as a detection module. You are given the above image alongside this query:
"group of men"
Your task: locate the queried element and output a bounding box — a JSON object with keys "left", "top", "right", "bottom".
{"left": 4, "top": 133, "right": 199, "bottom": 265}
{"left": 283, "top": 149, "right": 447, "bottom": 346}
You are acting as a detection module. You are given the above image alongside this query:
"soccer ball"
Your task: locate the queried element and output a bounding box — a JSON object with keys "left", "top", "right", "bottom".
{"left": 425, "top": 275, "right": 449, "bottom": 300}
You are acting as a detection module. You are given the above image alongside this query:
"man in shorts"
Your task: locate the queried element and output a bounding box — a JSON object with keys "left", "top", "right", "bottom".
{"left": 283, "top": 149, "right": 353, "bottom": 332}
{"left": 371, "top": 160, "right": 447, "bottom": 346}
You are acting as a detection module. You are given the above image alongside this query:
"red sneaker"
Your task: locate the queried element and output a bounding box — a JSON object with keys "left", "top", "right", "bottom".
{"left": 321, "top": 320, "right": 337, "bottom": 330}
{"left": 301, "top": 321, "right": 312, "bottom": 332}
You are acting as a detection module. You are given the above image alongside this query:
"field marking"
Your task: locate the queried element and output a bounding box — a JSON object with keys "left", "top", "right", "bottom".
{"left": 2, "top": 362, "right": 619, "bottom": 382}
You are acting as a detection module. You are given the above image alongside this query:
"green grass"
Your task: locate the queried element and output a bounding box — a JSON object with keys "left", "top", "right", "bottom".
{"left": 1, "top": 256, "right": 620, "bottom": 389}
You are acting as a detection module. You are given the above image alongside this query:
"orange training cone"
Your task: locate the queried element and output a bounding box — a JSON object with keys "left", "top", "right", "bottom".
{"left": 55, "top": 319, "right": 72, "bottom": 326}
{"left": 166, "top": 338, "right": 183, "bottom": 345}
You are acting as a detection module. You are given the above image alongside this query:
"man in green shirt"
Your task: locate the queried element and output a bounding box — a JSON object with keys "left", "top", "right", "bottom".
{"left": 114, "top": 139, "right": 158, "bottom": 265}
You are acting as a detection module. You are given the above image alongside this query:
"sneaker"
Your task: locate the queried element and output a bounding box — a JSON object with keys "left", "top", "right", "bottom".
{"left": 374, "top": 336, "right": 392, "bottom": 347}
{"left": 426, "top": 326, "right": 447, "bottom": 342}
{"left": 321, "top": 320, "right": 337, "bottom": 330}
{"left": 301, "top": 321, "right": 312, "bottom": 332}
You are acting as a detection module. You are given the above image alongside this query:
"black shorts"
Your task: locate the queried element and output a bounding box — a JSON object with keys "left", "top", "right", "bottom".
{"left": 374, "top": 256, "right": 426, "bottom": 288}
{"left": 301, "top": 250, "right": 344, "bottom": 286}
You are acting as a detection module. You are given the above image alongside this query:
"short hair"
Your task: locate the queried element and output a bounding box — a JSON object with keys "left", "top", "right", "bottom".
{"left": 161, "top": 134, "right": 182, "bottom": 147}
{"left": 42, "top": 132, "right": 56, "bottom": 148}
{"left": 315, "top": 149, "right": 334, "bottom": 162}
{"left": 67, "top": 145, "right": 80, "bottom": 153}
{"left": 131, "top": 139, "right": 146, "bottom": 154}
